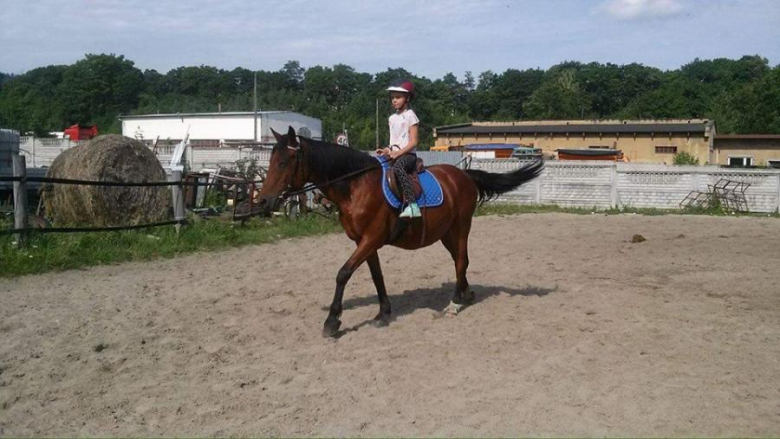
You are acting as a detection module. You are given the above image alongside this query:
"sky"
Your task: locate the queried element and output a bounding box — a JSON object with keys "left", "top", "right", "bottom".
{"left": 1, "top": 0, "right": 779, "bottom": 79}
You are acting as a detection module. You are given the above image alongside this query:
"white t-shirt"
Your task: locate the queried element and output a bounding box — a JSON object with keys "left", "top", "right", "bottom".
{"left": 388, "top": 108, "right": 419, "bottom": 153}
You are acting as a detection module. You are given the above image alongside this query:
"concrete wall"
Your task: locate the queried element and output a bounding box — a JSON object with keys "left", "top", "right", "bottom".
{"left": 471, "top": 160, "right": 780, "bottom": 213}
{"left": 17, "top": 139, "right": 272, "bottom": 173}
{"left": 156, "top": 147, "right": 272, "bottom": 172}
{"left": 17, "top": 137, "right": 77, "bottom": 168}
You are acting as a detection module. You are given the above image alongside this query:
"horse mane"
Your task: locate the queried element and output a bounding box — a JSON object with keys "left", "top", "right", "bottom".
{"left": 297, "top": 137, "right": 378, "bottom": 182}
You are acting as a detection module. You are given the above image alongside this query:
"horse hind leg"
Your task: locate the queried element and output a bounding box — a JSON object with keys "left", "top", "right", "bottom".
{"left": 441, "top": 227, "right": 473, "bottom": 315}
{"left": 367, "top": 251, "right": 392, "bottom": 326}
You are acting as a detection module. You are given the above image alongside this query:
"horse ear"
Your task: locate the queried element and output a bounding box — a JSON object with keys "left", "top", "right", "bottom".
{"left": 271, "top": 128, "right": 282, "bottom": 142}
{"left": 287, "top": 126, "right": 299, "bottom": 148}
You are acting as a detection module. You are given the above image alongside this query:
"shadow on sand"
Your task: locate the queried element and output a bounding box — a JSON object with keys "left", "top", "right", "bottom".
{"left": 329, "top": 282, "right": 557, "bottom": 337}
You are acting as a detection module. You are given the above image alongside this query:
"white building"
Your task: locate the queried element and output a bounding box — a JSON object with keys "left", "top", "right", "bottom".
{"left": 119, "top": 111, "right": 322, "bottom": 147}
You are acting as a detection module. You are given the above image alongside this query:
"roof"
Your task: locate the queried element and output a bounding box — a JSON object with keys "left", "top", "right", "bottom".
{"left": 118, "top": 111, "right": 299, "bottom": 120}
{"left": 557, "top": 149, "right": 622, "bottom": 156}
{"left": 437, "top": 122, "right": 712, "bottom": 135}
{"left": 464, "top": 143, "right": 518, "bottom": 150}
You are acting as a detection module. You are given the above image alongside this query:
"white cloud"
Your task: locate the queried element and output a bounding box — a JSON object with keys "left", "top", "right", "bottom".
{"left": 601, "top": 0, "right": 685, "bottom": 20}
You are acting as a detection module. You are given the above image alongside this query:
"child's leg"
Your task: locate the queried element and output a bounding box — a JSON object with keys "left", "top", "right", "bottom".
{"left": 393, "top": 155, "right": 417, "bottom": 206}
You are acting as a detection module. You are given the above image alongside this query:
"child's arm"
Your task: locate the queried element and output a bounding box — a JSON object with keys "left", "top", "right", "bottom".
{"left": 389, "top": 124, "right": 418, "bottom": 159}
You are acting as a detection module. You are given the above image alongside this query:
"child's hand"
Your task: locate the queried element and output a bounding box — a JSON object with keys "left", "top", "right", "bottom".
{"left": 376, "top": 147, "right": 390, "bottom": 156}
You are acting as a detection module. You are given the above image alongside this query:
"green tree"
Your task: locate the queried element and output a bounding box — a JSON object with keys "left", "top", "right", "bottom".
{"left": 58, "top": 54, "right": 145, "bottom": 132}
{"left": 0, "top": 65, "right": 68, "bottom": 134}
{"left": 492, "top": 68, "right": 544, "bottom": 120}
{"left": 673, "top": 152, "right": 699, "bottom": 165}
{"left": 280, "top": 60, "right": 305, "bottom": 90}
{"left": 3, "top": 54, "right": 779, "bottom": 143}
{"left": 523, "top": 69, "right": 591, "bottom": 119}
{"left": 720, "top": 66, "right": 780, "bottom": 133}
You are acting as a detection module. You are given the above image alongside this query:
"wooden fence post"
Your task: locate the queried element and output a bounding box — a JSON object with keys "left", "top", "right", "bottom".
{"left": 170, "top": 170, "right": 185, "bottom": 234}
{"left": 12, "top": 155, "right": 28, "bottom": 248}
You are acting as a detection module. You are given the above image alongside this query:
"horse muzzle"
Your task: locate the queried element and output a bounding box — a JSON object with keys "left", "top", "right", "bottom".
{"left": 257, "top": 194, "right": 283, "bottom": 213}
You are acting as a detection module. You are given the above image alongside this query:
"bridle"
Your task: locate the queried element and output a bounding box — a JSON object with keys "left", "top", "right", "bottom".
{"left": 278, "top": 141, "right": 307, "bottom": 202}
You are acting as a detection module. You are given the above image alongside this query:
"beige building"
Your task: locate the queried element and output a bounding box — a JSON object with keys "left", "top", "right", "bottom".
{"left": 433, "top": 119, "right": 716, "bottom": 164}
{"left": 713, "top": 135, "right": 780, "bottom": 168}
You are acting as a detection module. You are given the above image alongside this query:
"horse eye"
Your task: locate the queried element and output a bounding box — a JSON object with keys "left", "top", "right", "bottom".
{"left": 278, "top": 161, "right": 287, "bottom": 169}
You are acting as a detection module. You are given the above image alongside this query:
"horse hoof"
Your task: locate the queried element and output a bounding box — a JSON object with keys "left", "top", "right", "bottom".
{"left": 322, "top": 319, "right": 342, "bottom": 338}
{"left": 444, "top": 301, "right": 464, "bottom": 316}
{"left": 372, "top": 314, "right": 390, "bottom": 328}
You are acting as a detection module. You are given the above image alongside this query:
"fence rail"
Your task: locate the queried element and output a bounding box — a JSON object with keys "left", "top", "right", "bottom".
{"left": 1, "top": 159, "right": 266, "bottom": 245}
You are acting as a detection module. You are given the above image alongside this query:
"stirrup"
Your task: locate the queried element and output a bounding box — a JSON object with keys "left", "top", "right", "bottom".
{"left": 400, "top": 202, "right": 421, "bottom": 218}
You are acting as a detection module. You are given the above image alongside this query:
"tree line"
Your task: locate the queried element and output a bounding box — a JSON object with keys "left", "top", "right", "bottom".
{"left": 1, "top": 54, "right": 778, "bottom": 149}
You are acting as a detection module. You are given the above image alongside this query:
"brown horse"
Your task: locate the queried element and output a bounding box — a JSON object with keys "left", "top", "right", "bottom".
{"left": 259, "top": 126, "right": 543, "bottom": 337}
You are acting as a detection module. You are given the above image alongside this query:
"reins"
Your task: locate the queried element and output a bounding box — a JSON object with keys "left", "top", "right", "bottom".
{"left": 281, "top": 149, "right": 390, "bottom": 199}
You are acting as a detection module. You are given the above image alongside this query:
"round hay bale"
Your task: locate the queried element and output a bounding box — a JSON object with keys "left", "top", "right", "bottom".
{"left": 43, "top": 134, "right": 171, "bottom": 226}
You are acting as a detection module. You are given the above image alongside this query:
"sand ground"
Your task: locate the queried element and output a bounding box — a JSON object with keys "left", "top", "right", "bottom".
{"left": 1, "top": 213, "right": 779, "bottom": 437}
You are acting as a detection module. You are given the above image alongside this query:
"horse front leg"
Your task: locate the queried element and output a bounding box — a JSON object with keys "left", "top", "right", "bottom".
{"left": 323, "top": 240, "right": 382, "bottom": 337}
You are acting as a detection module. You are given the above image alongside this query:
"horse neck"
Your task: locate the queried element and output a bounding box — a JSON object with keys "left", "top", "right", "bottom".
{"left": 300, "top": 141, "right": 378, "bottom": 207}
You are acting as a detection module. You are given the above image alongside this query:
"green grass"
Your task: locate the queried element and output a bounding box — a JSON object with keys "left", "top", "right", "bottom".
{"left": 3, "top": 203, "right": 778, "bottom": 278}
{"left": 0, "top": 214, "right": 341, "bottom": 278}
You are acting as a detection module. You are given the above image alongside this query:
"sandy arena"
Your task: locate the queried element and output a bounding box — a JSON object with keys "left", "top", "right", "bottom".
{"left": 1, "top": 213, "right": 779, "bottom": 437}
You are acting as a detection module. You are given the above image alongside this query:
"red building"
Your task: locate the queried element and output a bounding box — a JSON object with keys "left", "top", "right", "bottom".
{"left": 63, "top": 124, "right": 98, "bottom": 141}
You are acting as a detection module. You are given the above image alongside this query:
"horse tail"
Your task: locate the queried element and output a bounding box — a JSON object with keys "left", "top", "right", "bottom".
{"left": 465, "top": 160, "right": 544, "bottom": 205}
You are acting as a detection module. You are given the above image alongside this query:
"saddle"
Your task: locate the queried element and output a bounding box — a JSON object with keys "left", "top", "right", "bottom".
{"left": 386, "top": 157, "right": 425, "bottom": 201}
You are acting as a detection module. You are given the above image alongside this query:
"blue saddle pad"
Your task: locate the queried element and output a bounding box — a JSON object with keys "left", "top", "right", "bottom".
{"left": 378, "top": 157, "right": 444, "bottom": 209}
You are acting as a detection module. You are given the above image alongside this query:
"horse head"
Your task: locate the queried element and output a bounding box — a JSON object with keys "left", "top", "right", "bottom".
{"left": 257, "top": 125, "right": 308, "bottom": 213}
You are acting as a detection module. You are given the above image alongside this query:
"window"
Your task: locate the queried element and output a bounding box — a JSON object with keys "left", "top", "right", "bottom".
{"left": 728, "top": 157, "right": 753, "bottom": 167}
{"left": 768, "top": 160, "right": 780, "bottom": 169}
{"left": 655, "top": 146, "right": 677, "bottom": 154}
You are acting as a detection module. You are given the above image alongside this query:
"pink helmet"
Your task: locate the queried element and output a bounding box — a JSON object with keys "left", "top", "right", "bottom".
{"left": 387, "top": 79, "right": 416, "bottom": 99}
